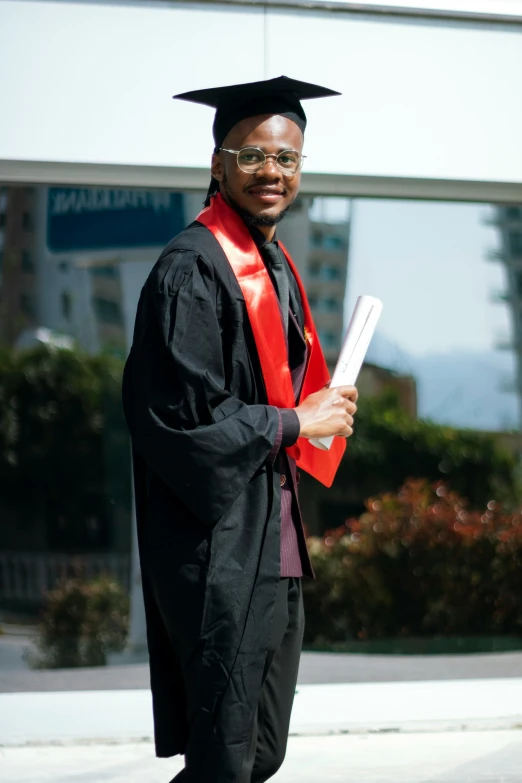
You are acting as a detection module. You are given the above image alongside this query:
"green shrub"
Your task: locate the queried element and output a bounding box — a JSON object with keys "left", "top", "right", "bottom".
{"left": 0, "top": 344, "right": 131, "bottom": 551}
{"left": 303, "top": 478, "right": 522, "bottom": 645}
{"left": 337, "top": 391, "right": 521, "bottom": 512}
{"left": 30, "top": 575, "right": 129, "bottom": 668}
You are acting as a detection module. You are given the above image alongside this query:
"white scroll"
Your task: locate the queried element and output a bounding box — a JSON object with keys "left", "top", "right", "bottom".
{"left": 310, "top": 295, "right": 383, "bottom": 451}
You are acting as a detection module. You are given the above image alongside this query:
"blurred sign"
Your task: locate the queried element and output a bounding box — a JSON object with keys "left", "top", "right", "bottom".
{"left": 47, "top": 188, "right": 185, "bottom": 253}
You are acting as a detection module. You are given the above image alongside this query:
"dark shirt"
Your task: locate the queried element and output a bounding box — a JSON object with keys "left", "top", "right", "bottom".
{"left": 250, "top": 226, "right": 314, "bottom": 579}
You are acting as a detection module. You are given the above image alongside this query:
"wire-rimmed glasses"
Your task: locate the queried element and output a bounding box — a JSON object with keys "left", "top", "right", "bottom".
{"left": 218, "top": 146, "right": 305, "bottom": 176}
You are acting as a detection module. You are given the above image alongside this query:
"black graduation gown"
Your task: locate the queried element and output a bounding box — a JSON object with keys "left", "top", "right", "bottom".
{"left": 122, "top": 222, "right": 290, "bottom": 781}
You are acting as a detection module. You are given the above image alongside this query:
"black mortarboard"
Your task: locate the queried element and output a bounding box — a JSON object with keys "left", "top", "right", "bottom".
{"left": 173, "top": 75, "right": 340, "bottom": 149}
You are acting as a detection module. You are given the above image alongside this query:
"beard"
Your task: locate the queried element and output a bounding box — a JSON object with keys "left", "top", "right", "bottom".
{"left": 223, "top": 174, "right": 295, "bottom": 228}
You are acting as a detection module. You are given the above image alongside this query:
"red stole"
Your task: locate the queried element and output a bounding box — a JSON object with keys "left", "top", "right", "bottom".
{"left": 196, "top": 193, "right": 345, "bottom": 487}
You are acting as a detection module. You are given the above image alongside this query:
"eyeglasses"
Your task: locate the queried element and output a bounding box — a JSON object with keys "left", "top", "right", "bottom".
{"left": 218, "top": 146, "right": 306, "bottom": 176}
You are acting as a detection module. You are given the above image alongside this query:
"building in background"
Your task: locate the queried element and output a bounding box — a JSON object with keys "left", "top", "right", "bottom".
{"left": 0, "top": 185, "right": 187, "bottom": 611}
{"left": 278, "top": 196, "right": 350, "bottom": 367}
{"left": 0, "top": 185, "right": 186, "bottom": 356}
{"left": 0, "top": 186, "right": 38, "bottom": 346}
{"left": 489, "top": 206, "right": 522, "bottom": 426}
{"left": 0, "top": 187, "right": 350, "bottom": 364}
{"left": 358, "top": 362, "right": 417, "bottom": 419}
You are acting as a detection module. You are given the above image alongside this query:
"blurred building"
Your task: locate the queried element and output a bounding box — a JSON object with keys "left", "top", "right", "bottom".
{"left": 0, "top": 185, "right": 350, "bottom": 364}
{"left": 0, "top": 185, "right": 187, "bottom": 611}
{"left": 489, "top": 206, "right": 522, "bottom": 425}
{"left": 358, "top": 362, "right": 417, "bottom": 419}
{"left": 0, "top": 186, "right": 38, "bottom": 345}
{"left": 0, "top": 185, "right": 186, "bottom": 356}
{"left": 278, "top": 197, "right": 349, "bottom": 366}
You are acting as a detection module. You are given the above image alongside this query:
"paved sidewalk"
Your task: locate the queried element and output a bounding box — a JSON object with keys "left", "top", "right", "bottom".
{"left": 2, "top": 679, "right": 522, "bottom": 746}
{"left": 3, "top": 677, "right": 522, "bottom": 782}
{"left": 2, "top": 647, "right": 522, "bottom": 692}
{"left": 3, "top": 731, "right": 522, "bottom": 782}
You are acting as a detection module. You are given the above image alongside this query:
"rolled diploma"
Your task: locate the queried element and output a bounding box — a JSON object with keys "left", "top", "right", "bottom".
{"left": 310, "top": 295, "right": 383, "bottom": 451}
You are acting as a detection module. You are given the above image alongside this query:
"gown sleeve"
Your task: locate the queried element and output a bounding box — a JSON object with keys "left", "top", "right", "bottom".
{"left": 123, "top": 249, "right": 281, "bottom": 526}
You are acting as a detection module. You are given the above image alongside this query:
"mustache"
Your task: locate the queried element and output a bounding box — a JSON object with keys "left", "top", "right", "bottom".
{"left": 224, "top": 185, "right": 295, "bottom": 228}
{"left": 244, "top": 180, "right": 287, "bottom": 194}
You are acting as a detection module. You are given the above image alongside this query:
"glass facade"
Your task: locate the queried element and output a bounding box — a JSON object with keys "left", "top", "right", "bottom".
{"left": 0, "top": 183, "right": 520, "bottom": 617}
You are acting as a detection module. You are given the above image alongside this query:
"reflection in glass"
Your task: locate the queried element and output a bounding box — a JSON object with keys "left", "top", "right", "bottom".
{"left": 0, "top": 185, "right": 197, "bottom": 615}
{"left": 489, "top": 206, "right": 522, "bottom": 430}
{"left": 1, "top": 183, "right": 521, "bottom": 644}
{"left": 346, "top": 199, "right": 519, "bottom": 432}
{"left": 277, "top": 196, "right": 350, "bottom": 362}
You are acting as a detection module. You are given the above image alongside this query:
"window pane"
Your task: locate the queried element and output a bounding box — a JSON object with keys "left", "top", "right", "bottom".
{"left": 346, "top": 199, "right": 518, "bottom": 431}
{"left": 509, "top": 232, "right": 522, "bottom": 257}
{"left": 0, "top": 184, "right": 196, "bottom": 617}
{"left": 21, "top": 250, "right": 34, "bottom": 273}
{"left": 1, "top": 181, "right": 520, "bottom": 666}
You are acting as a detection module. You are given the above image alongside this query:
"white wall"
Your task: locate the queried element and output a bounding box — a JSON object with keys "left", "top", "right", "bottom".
{"left": 1, "top": 0, "right": 522, "bottom": 187}
{"left": 265, "top": 8, "right": 522, "bottom": 184}
{"left": 0, "top": 1, "right": 265, "bottom": 168}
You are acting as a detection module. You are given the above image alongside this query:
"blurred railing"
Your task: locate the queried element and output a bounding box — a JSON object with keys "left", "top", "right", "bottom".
{"left": 0, "top": 551, "right": 131, "bottom": 602}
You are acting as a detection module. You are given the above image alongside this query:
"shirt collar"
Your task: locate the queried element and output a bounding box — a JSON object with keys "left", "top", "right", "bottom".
{"left": 248, "top": 224, "right": 278, "bottom": 251}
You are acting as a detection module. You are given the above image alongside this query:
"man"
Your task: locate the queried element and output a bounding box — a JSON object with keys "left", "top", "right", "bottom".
{"left": 122, "top": 75, "right": 358, "bottom": 783}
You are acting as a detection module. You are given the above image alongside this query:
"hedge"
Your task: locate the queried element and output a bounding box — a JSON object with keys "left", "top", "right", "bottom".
{"left": 0, "top": 345, "right": 130, "bottom": 551}
{"left": 303, "top": 478, "right": 522, "bottom": 645}
{"left": 336, "top": 391, "right": 521, "bottom": 513}
{"left": 29, "top": 574, "right": 129, "bottom": 668}
{"left": 0, "top": 349, "right": 518, "bottom": 551}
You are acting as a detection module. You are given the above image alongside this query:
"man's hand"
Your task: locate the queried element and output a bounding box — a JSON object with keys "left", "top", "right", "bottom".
{"left": 294, "top": 385, "right": 358, "bottom": 440}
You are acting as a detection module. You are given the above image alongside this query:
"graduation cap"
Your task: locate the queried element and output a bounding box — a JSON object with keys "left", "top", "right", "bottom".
{"left": 174, "top": 75, "right": 340, "bottom": 149}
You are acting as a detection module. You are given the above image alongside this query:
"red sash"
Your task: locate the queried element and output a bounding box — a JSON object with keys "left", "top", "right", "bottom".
{"left": 196, "top": 193, "right": 345, "bottom": 487}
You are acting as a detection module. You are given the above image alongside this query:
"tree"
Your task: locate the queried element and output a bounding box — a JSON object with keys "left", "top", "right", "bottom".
{"left": 0, "top": 345, "right": 131, "bottom": 553}
{"left": 340, "top": 391, "right": 520, "bottom": 511}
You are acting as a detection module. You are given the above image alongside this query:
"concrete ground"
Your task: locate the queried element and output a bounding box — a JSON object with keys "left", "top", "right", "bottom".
{"left": 2, "top": 731, "right": 522, "bottom": 783}
{"left": 2, "top": 652, "right": 522, "bottom": 783}
{"left": 3, "top": 631, "right": 522, "bottom": 782}
{"left": 4, "top": 679, "right": 522, "bottom": 745}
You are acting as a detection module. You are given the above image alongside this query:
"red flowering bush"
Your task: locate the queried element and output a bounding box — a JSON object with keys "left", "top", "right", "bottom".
{"left": 303, "top": 479, "right": 522, "bottom": 644}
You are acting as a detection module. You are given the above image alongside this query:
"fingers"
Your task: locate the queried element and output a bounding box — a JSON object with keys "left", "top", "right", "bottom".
{"left": 330, "top": 392, "right": 357, "bottom": 415}
{"left": 333, "top": 398, "right": 355, "bottom": 437}
{"left": 345, "top": 400, "right": 357, "bottom": 416}
{"left": 335, "top": 385, "right": 358, "bottom": 403}
{"left": 339, "top": 422, "right": 353, "bottom": 438}
{"left": 299, "top": 384, "right": 358, "bottom": 439}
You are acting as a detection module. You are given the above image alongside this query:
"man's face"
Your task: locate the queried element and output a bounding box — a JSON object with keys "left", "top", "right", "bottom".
{"left": 211, "top": 114, "right": 303, "bottom": 227}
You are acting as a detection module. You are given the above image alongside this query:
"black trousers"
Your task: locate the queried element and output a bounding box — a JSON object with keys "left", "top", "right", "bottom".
{"left": 173, "top": 578, "right": 304, "bottom": 783}
{"left": 240, "top": 577, "right": 304, "bottom": 783}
